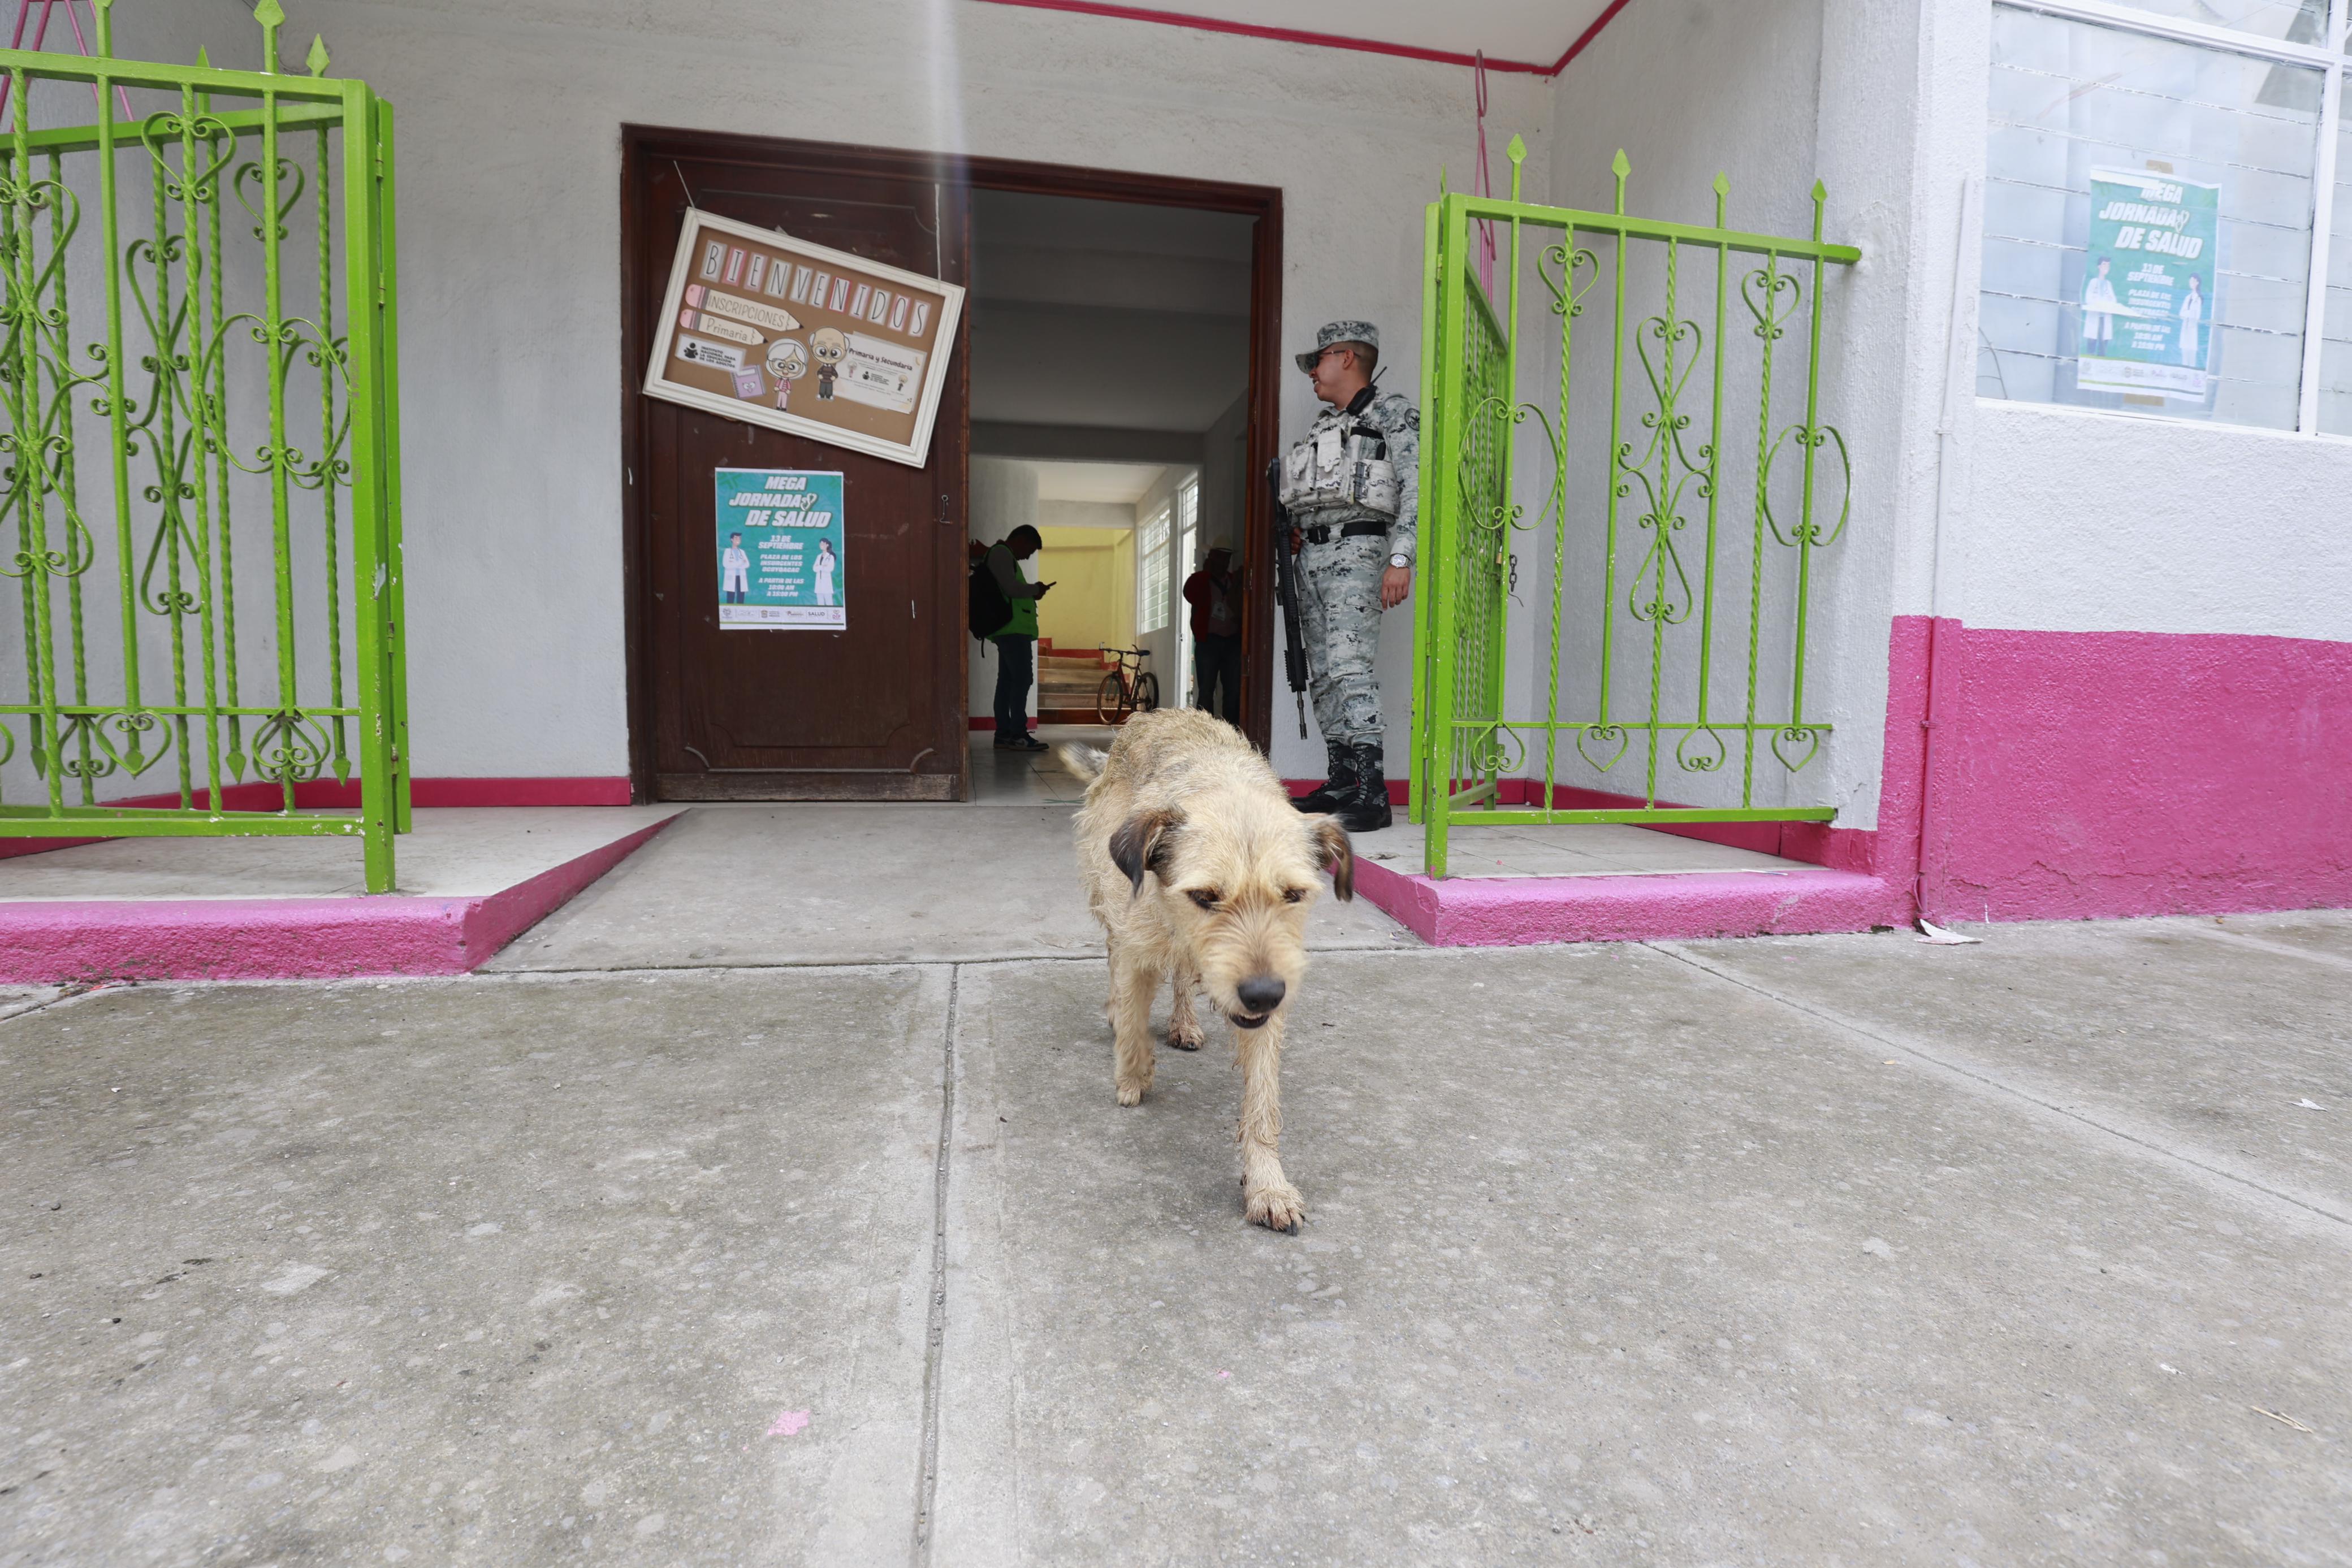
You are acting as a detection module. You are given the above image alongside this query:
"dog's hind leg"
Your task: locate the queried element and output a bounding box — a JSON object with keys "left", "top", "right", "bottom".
{"left": 1109, "top": 948, "right": 1161, "bottom": 1106}
{"left": 1165, "top": 960, "right": 1205, "bottom": 1052}
{"left": 1236, "top": 1020, "right": 1304, "bottom": 1232}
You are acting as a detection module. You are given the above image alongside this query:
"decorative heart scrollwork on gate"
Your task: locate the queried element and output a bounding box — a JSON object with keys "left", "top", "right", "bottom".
{"left": 232, "top": 157, "right": 306, "bottom": 244}
{"left": 1537, "top": 241, "right": 1599, "bottom": 323}
{"left": 1741, "top": 265, "right": 1801, "bottom": 344}
{"left": 50, "top": 709, "right": 171, "bottom": 781}
{"left": 143, "top": 112, "right": 239, "bottom": 210}
{"left": 1675, "top": 726, "right": 1728, "bottom": 776}
{"left": 1770, "top": 726, "right": 1822, "bottom": 774}
{"left": 251, "top": 709, "right": 334, "bottom": 786}
{"left": 1464, "top": 723, "right": 1525, "bottom": 779}
{"left": 1759, "top": 422, "right": 1851, "bottom": 549}
{"left": 1576, "top": 724, "right": 1628, "bottom": 774}
{"left": 1456, "top": 395, "right": 1525, "bottom": 542}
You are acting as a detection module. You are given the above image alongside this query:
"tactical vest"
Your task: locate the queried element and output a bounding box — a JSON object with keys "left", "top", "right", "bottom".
{"left": 1278, "top": 401, "right": 1400, "bottom": 522}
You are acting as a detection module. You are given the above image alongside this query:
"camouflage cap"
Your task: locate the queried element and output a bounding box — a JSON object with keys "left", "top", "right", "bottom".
{"left": 1295, "top": 319, "right": 1380, "bottom": 373}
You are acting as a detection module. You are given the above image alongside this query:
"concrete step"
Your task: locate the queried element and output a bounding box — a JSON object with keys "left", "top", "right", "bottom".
{"left": 0, "top": 807, "right": 683, "bottom": 982}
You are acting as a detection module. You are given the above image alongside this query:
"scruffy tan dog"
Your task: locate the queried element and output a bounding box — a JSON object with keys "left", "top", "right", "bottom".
{"left": 1060, "top": 709, "right": 1354, "bottom": 1232}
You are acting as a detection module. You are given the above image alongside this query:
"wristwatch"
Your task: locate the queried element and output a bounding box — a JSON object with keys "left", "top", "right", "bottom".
{"left": 1389, "top": 553, "right": 1411, "bottom": 570}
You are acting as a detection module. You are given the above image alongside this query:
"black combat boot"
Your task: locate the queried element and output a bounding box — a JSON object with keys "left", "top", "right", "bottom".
{"left": 1333, "top": 742, "right": 1393, "bottom": 833}
{"left": 1293, "top": 740, "right": 1355, "bottom": 813}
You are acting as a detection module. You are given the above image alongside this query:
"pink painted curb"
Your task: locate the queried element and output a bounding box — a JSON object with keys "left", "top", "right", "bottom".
{"left": 1350, "top": 854, "right": 1905, "bottom": 948}
{"left": 0, "top": 815, "right": 677, "bottom": 984}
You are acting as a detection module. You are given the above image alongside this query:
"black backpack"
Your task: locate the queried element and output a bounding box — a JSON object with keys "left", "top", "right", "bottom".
{"left": 969, "top": 547, "right": 1010, "bottom": 640}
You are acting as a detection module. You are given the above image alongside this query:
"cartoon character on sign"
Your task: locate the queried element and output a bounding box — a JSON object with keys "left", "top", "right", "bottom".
{"left": 814, "top": 538, "right": 837, "bottom": 607}
{"left": 810, "top": 327, "right": 846, "bottom": 402}
{"left": 721, "top": 531, "right": 750, "bottom": 605}
{"left": 767, "top": 337, "right": 808, "bottom": 411}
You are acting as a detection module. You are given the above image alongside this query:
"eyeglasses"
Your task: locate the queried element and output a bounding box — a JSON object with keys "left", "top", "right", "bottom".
{"left": 1305, "top": 345, "right": 1349, "bottom": 371}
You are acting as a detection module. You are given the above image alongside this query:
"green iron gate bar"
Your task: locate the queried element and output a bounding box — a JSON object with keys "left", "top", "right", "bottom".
{"left": 0, "top": 0, "right": 406, "bottom": 891}
{"left": 1411, "top": 142, "right": 1860, "bottom": 880}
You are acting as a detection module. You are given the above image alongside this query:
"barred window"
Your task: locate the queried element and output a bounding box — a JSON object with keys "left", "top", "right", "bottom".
{"left": 1981, "top": 1, "right": 2344, "bottom": 434}
{"left": 1138, "top": 503, "right": 1171, "bottom": 634}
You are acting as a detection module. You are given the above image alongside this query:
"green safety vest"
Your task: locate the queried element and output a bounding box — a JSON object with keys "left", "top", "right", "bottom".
{"left": 987, "top": 545, "right": 1038, "bottom": 639}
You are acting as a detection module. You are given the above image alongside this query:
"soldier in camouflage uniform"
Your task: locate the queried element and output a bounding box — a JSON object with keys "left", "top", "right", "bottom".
{"left": 1280, "top": 320, "right": 1418, "bottom": 832}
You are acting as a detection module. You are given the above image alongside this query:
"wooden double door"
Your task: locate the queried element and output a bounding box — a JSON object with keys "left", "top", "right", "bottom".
{"left": 624, "top": 129, "right": 969, "bottom": 800}
{"left": 622, "top": 128, "right": 1282, "bottom": 800}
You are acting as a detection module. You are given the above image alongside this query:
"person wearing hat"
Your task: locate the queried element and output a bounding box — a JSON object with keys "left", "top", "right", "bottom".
{"left": 1276, "top": 320, "right": 1419, "bottom": 831}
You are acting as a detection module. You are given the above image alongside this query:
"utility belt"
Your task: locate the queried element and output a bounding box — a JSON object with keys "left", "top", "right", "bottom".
{"left": 1295, "top": 519, "right": 1389, "bottom": 545}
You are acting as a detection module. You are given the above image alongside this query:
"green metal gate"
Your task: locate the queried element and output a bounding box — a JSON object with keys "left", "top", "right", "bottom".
{"left": 0, "top": 0, "right": 405, "bottom": 890}
{"left": 1411, "top": 142, "right": 1860, "bottom": 878}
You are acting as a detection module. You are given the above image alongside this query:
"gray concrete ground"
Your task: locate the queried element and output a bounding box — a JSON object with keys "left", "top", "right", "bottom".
{"left": 5, "top": 765, "right": 2351, "bottom": 1564}
{"left": 491, "top": 733, "right": 1415, "bottom": 970}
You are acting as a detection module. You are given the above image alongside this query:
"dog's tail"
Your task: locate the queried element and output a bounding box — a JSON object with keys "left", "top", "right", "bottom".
{"left": 1056, "top": 742, "right": 1108, "bottom": 786}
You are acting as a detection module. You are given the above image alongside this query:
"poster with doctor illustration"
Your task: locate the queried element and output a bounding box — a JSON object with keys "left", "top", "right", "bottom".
{"left": 715, "top": 468, "right": 845, "bottom": 630}
{"left": 2077, "top": 167, "right": 2219, "bottom": 400}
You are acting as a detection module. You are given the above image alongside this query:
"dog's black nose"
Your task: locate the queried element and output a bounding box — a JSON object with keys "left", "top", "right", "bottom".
{"left": 1236, "top": 975, "right": 1286, "bottom": 1013}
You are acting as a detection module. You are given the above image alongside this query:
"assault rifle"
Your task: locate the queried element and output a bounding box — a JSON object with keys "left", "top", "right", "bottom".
{"left": 1266, "top": 464, "right": 1311, "bottom": 738}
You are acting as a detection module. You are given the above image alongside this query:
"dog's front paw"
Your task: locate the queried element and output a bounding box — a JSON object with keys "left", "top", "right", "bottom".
{"left": 1115, "top": 1075, "right": 1150, "bottom": 1107}
{"left": 1165, "top": 1018, "right": 1205, "bottom": 1052}
{"left": 1244, "top": 1183, "right": 1305, "bottom": 1233}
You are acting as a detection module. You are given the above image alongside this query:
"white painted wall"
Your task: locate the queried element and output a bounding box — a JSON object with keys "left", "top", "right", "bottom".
{"left": 1917, "top": 0, "right": 2352, "bottom": 647}
{"left": 159, "top": 0, "right": 1550, "bottom": 784}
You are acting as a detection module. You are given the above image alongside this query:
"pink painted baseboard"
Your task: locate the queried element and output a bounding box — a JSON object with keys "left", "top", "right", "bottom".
{"left": 1912, "top": 622, "right": 2352, "bottom": 922}
{"left": 0, "top": 815, "right": 673, "bottom": 984}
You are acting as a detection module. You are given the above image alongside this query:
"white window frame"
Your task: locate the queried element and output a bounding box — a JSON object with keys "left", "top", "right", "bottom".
{"left": 1997, "top": 0, "right": 2347, "bottom": 434}
{"left": 1174, "top": 474, "right": 1200, "bottom": 702}
{"left": 1137, "top": 500, "right": 1171, "bottom": 635}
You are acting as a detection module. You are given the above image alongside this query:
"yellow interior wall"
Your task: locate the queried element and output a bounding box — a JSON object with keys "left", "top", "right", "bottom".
{"left": 1036, "top": 526, "right": 1129, "bottom": 653}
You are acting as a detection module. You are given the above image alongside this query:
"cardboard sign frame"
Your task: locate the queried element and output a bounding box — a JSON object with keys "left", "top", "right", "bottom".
{"left": 641, "top": 207, "right": 965, "bottom": 467}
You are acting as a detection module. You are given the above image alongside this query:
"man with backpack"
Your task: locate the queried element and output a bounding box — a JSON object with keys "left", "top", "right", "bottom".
{"left": 971, "top": 524, "right": 1054, "bottom": 751}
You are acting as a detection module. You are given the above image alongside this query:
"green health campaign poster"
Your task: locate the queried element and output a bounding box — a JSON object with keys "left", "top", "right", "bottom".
{"left": 715, "top": 467, "right": 845, "bottom": 630}
{"left": 2078, "top": 167, "right": 2219, "bottom": 400}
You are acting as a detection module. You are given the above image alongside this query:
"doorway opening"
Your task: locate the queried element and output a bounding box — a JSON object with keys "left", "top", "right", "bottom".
{"left": 619, "top": 130, "right": 1279, "bottom": 803}
{"left": 965, "top": 188, "right": 1255, "bottom": 747}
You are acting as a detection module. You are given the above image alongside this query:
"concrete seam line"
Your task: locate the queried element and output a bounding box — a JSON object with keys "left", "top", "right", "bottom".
{"left": 0, "top": 983, "right": 115, "bottom": 1028}
{"left": 1642, "top": 941, "right": 2352, "bottom": 1238}
{"left": 913, "top": 963, "right": 959, "bottom": 1566}
{"left": 2173, "top": 921, "right": 2352, "bottom": 975}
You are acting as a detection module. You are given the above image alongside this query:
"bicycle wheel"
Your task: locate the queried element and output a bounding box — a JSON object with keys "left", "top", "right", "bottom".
{"left": 1134, "top": 672, "right": 1160, "bottom": 713}
{"left": 1096, "top": 672, "right": 1126, "bottom": 725}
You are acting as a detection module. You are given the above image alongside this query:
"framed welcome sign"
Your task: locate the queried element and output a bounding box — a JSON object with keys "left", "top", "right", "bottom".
{"left": 642, "top": 207, "right": 966, "bottom": 467}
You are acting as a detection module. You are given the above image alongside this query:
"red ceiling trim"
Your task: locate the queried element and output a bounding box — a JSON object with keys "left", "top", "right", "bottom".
{"left": 966, "top": 0, "right": 1631, "bottom": 77}
{"left": 1545, "top": 0, "right": 1633, "bottom": 75}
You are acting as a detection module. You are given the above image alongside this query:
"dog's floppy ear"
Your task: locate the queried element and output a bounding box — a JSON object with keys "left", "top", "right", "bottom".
{"left": 1309, "top": 816, "right": 1355, "bottom": 902}
{"left": 1109, "top": 807, "right": 1184, "bottom": 895}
